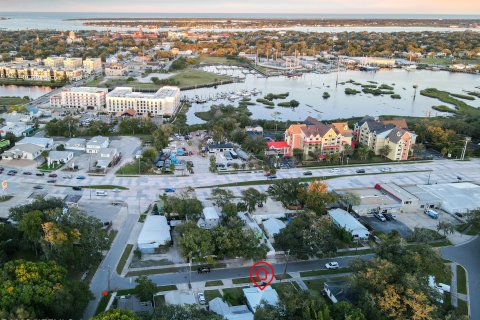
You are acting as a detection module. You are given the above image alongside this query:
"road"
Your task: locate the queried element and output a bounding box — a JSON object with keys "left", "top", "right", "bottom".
{"left": 441, "top": 236, "right": 480, "bottom": 320}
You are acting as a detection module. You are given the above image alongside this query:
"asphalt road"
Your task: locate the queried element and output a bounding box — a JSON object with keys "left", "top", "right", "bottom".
{"left": 441, "top": 236, "right": 480, "bottom": 320}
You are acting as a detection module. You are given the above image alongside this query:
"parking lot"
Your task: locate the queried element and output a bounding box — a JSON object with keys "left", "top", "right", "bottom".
{"left": 363, "top": 215, "right": 413, "bottom": 238}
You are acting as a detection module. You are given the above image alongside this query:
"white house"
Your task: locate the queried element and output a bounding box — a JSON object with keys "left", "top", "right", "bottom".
{"left": 328, "top": 208, "right": 370, "bottom": 240}
{"left": 243, "top": 286, "right": 279, "bottom": 313}
{"left": 164, "top": 291, "right": 196, "bottom": 306}
{"left": 65, "top": 138, "right": 86, "bottom": 151}
{"left": 137, "top": 215, "right": 171, "bottom": 254}
{"left": 209, "top": 297, "right": 254, "bottom": 320}
{"left": 1, "top": 143, "right": 42, "bottom": 160}
{"left": 86, "top": 136, "right": 109, "bottom": 153}
{"left": 95, "top": 147, "right": 119, "bottom": 169}
{"left": 262, "top": 218, "right": 286, "bottom": 242}
{"left": 16, "top": 137, "right": 54, "bottom": 150}
{"left": 197, "top": 207, "right": 220, "bottom": 229}
{"left": 47, "top": 151, "right": 74, "bottom": 165}
{"left": 0, "top": 123, "right": 31, "bottom": 137}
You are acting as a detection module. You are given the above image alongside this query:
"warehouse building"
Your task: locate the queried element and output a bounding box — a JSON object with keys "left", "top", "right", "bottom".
{"left": 137, "top": 215, "right": 171, "bottom": 254}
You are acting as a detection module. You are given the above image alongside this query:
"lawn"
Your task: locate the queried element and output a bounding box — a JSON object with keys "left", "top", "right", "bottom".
{"left": 117, "top": 285, "right": 177, "bottom": 296}
{"left": 205, "top": 280, "right": 224, "bottom": 287}
{"left": 272, "top": 282, "right": 300, "bottom": 298}
{"left": 232, "top": 277, "right": 253, "bottom": 284}
{"left": 222, "top": 287, "right": 246, "bottom": 306}
{"left": 0, "top": 195, "right": 14, "bottom": 202}
{"left": 304, "top": 279, "right": 325, "bottom": 295}
{"left": 84, "top": 75, "right": 105, "bottom": 87}
{"left": 103, "top": 79, "right": 160, "bottom": 91}
{"left": 81, "top": 185, "right": 129, "bottom": 190}
{"left": 117, "top": 161, "right": 153, "bottom": 175}
{"left": 204, "top": 289, "right": 222, "bottom": 302}
{"left": 116, "top": 244, "right": 133, "bottom": 274}
{"left": 457, "top": 299, "right": 469, "bottom": 316}
{"left": 95, "top": 293, "right": 111, "bottom": 315}
{"left": 126, "top": 267, "right": 182, "bottom": 277}
{"left": 167, "top": 70, "right": 230, "bottom": 88}
{"left": 275, "top": 274, "right": 292, "bottom": 280}
{"left": 300, "top": 268, "right": 352, "bottom": 277}
{"left": 420, "top": 57, "right": 480, "bottom": 66}
{"left": 0, "top": 96, "right": 31, "bottom": 105}
{"left": 37, "top": 162, "right": 63, "bottom": 171}
{"left": 457, "top": 265, "right": 467, "bottom": 295}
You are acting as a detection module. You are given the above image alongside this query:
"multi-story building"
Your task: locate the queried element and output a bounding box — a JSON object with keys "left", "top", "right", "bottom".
{"left": 83, "top": 58, "right": 103, "bottom": 73}
{"left": 50, "top": 87, "right": 109, "bottom": 110}
{"left": 64, "top": 57, "right": 83, "bottom": 70}
{"left": 354, "top": 116, "right": 417, "bottom": 161}
{"left": 105, "top": 63, "right": 128, "bottom": 76}
{"left": 44, "top": 56, "right": 65, "bottom": 68}
{"left": 106, "top": 86, "right": 180, "bottom": 117}
{"left": 284, "top": 117, "right": 354, "bottom": 159}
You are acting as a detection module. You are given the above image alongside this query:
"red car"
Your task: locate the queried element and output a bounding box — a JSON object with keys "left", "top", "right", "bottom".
{"left": 48, "top": 173, "right": 57, "bottom": 178}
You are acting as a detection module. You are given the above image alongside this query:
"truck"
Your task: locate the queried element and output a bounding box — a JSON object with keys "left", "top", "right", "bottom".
{"left": 424, "top": 209, "right": 439, "bottom": 219}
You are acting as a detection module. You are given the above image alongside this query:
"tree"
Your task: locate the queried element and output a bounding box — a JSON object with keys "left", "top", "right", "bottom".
{"left": 338, "top": 192, "right": 361, "bottom": 210}
{"left": 436, "top": 221, "right": 454, "bottom": 237}
{"left": 379, "top": 145, "right": 392, "bottom": 159}
{"left": 299, "top": 181, "right": 337, "bottom": 216}
{"left": 92, "top": 309, "right": 140, "bottom": 320}
{"left": 466, "top": 209, "right": 480, "bottom": 234}
{"left": 152, "top": 304, "right": 222, "bottom": 320}
{"left": 241, "top": 188, "right": 267, "bottom": 213}
{"left": 292, "top": 148, "right": 304, "bottom": 163}
{"left": 163, "top": 194, "right": 203, "bottom": 220}
{"left": 267, "top": 179, "right": 305, "bottom": 207}
{"left": 142, "top": 147, "right": 157, "bottom": 163}
{"left": 176, "top": 221, "right": 215, "bottom": 263}
{"left": 233, "top": 163, "right": 240, "bottom": 171}
{"left": 209, "top": 155, "right": 217, "bottom": 172}
{"left": 412, "top": 143, "right": 426, "bottom": 158}
{"left": 210, "top": 188, "right": 234, "bottom": 207}
{"left": 357, "top": 144, "right": 369, "bottom": 160}
{"left": 152, "top": 126, "right": 170, "bottom": 151}
{"left": 17, "top": 209, "right": 45, "bottom": 255}
{"left": 135, "top": 275, "right": 157, "bottom": 302}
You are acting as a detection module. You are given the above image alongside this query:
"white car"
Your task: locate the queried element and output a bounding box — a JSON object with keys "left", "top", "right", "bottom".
{"left": 325, "top": 262, "right": 339, "bottom": 269}
{"left": 380, "top": 167, "right": 392, "bottom": 172}
{"left": 197, "top": 292, "right": 206, "bottom": 305}
{"left": 330, "top": 168, "right": 340, "bottom": 173}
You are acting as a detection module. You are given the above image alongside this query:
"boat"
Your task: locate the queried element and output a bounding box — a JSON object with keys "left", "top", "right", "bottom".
{"left": 359, "top": 65, "right": 379, "bottom": 72}
{"left": 284, "top": 72, "right": 303, "bottom": 77}
{"left": 403, "top": 65, "right": 417, "bottom": 71}
{"left": 228, "top": 95, "right": 240, "bottom": 101}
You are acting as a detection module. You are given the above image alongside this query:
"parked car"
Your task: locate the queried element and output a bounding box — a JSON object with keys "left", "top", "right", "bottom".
{"left": 72, "top": 186, "right": 82, "bottom": 191}
{"left": 197, "top": 266, "right": 211, "bottom": 274}
{"left": 164, "top": 188, "right": 175, "bottom": 193}
{"left": 330, "top": 168, "right": 340, "bottom": 173}
{"left": 113, "top": 188, "right": 121, "bottom": 193}
{"left": 198, "top": 292, "right": 206, "bottom": 305}
{"left": 33, "top": 185, "right": 44, "bottom": 189}
{"left": 47, "top": 179, "right": 56, "bottom": 183}
{"left": 76, "top": 176, "right": 86, "bottom": 180}
{"left": 374, "top": 213, "right": 387, "bottom": 222}
{"left": 267, "top": 175, "right": 277, "bottom": 179}
{"left": 7, "top": 171, "right": 16, "bottom": 176}
{"left": 455, "top": 212, "right": 464, "bottom": 218}
{"left": 23, "top": 171, "right": 32, "bottom": 175}
{"left": 381, "top": 167, "right": 392, "bottom": 172}
{"left": 48, "top": 173, "right": 57, "bottom": 178}
{"left": 325, "top": 262, "right": 339, "bottom": 269}
{"left": 384, "top": 213, "right": 397, "bottom": 221}
{"left": 63, "top": 175, "right": 72, "bottom": 179}
{"left": 303, "top": 171, "right": 313, "bottom": 176}
{"left": 96, "top": 191, "right": 108, "bottom": 196}
{"left": 425, "top": 209, "right": 439, "bottom": 219}
{"left": 356, "top": 169, "right": 366, "bottom": 174}
{"left": 36, "top": 172, "right": 45, "bottom": 176}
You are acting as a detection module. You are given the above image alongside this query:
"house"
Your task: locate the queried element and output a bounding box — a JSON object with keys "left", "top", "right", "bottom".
{"left": 95, "top": 147, "right": 119, "bottom": 169}
{"left": 328, "top": 208, "right": 370, "bottom": 240}
{"left": 47, "top": 151, "right": 74, "bottom": 165}
{"left": 16, "top": 137, "right": 54, "bottom": 150}
{"left": 262, "top": 218, "right": 286, "bottom": 242}
{"left": 284, "top": 117, "right": 353, "bottom": 159}
{"left": 164, "top": 291, "right": 196, "bottom": 306}
{"left": 0, "top": 123, "right": 31, "bottom": 137}
{"left": 86, "top": 136, "right": 109, "bottom": 153}
{"left": 137, "top": 215, "right": 171, "bottom": 253}
{"left": 208, "top": 143, "right": 234, "bottom": 153}
{"left": 265, "top": 141, "right": 290, "bottom": 156}
{"left": 243, "top": 286, "right": 279, "bottom": 313}
{"left": 1, "top": 143, "right": 42, "bottom": 160}
{"left": 198, "top": 207, "right": 220, "bottom": 229}
{"left": 65, "top": 138, "right": 86, "bottom": 151}
{"left": 117, "top": 295, "right": 154, "bottom": 314}
{"left": 209, "top": 297, "right": 254, "bottom": 320}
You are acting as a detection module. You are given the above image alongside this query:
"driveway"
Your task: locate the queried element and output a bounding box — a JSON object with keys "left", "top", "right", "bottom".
{"left": 364, "top": 216, "right": 412, "bottom": 238}
{"left": 441, "top": 236, "right": 480, "bottom": 320}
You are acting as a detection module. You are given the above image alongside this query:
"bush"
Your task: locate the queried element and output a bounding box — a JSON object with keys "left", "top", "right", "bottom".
{"left": 345, "top": 88, "right": 361, "bottom": 95}
{"left": 256, "top": 98, "right": 275, "bottom": 106}
{"left": 390, "top": 94, "right": 401, "bottom": 99}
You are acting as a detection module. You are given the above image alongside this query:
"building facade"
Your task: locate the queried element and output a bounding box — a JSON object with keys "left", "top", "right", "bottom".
{"left": 83, "top": 58, "right": 103, "bottom": 73}
{"left": 105, "top": 63, "right": 128, "bottom": 76}
{"left": 50, "top": 87, "right": 108, "bottom": 110}
{"left": 106, "top": 86, "right": 180, "bottom": 116}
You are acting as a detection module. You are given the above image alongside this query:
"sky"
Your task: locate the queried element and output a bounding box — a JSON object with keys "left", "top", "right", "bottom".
{"left": 0, "top": 0, "right": 479, "bottom": 14}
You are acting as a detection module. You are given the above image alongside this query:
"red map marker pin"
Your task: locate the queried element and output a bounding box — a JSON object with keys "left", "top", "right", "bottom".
{"left": 249, "top": 261, "right": 275, "bottom": 290}
{"left": 102, "top": 290, "right": 108, "bottom": 296}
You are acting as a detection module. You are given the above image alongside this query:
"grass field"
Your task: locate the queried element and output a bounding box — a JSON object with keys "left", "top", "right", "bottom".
{"left": 222, "top": 287, "right": 247, "bottom": 306}
{"left": 197, "top": 56, "right": 249, "bottom": 66}
{"left": 167, "top": 70, "right": 230, "bottom": 88}
{"left": 116, "top": 244, "right": 133, "bottom": 274}
{"left": 232, "top": 277, "right": 253, "bottom": 284}
{"left": 205, "top": 280, "right": 224, "bottom": 287}
{"left": 0, "top": 96, "right": 31, "bottom": 105}
{"left": 420, "top": 57, "right": 480, "bottom": 66}
{"left": 204, "top": 289, "right": 222, "bottom": 302}
{"left": 457, "top": 265, "right": 467, "bottom": 295}
{"left": 0, "top": 78, "right": 63, "bottom": 87}
{"left": 300, "top": 268, "right": 352, "bottom": 277}
{"left": 0, "top": 195, "right": 14, "bottom": 202}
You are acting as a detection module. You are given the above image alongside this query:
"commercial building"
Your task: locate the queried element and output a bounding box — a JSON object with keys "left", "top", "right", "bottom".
{"left": 284, "top": 117, "right": 353, "bottom": 159}
{"left": 265, "top": 141, "right": 290, "bottom": 155}
{"left": 137, "top": 215, "right": 171, "bottom": 254}
{"left": 95, "top": 147, "right": 119, "bottom": 170}
{"left": 328, "top": 208, "right": 370, "bottom": 240}
{"left": 16, "top": 137, "right": 54, "bottom": 150}
{"left": 106, "top": 86, "right": 181, "bottom": 116}
{"left": 105, "top": 63, "right": 128, "bottom": 76}
{"left": 65, "top": 138, "right": 86, "bottom": 151}
{"left": 1, "top": 143, "right": 42, "bottom": 160}
{"left": 44, "top": 56, "right": 65, "bottom": 68}
{"left": 335, "top": 187, "right": 403, "bottom": 214}
{"left": 354, "top": 116, "right": 417, "bottom": 161}
{"left": 86, "top": 136, "right": 109, "bottom": 153}
{"left": 50, "top": 87, "right": 108, "bottom": 110}
{"left": 47, "top": 151, "right": 74, "bottom": 165}
{"left": 208, "top": 143, "right": 234, "bottom": 153}
{"left": 64, "top": 57, "right": 83, "bottom": 70}
{"left": 82, "top": 58, "right": 103, "bottom": 73}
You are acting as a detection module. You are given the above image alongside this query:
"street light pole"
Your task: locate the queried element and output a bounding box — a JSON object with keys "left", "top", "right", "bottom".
{"left": 107, "top": 264, "right": 111, "bottom": 292}
{"left": 280, "top": 249, "right": 290, "bottom": 282}
{"left": 188, "top": 252, "right": 192, "bottom": 289}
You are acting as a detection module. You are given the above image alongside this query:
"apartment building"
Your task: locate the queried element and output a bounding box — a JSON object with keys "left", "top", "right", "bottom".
{"left": 64, "top": 57, "right": 83, "bottom": 70}
{"left": 105, "top": 63, "right": 128, "bottom": 76}
{"left": 106, "top": 86, "right": 180, "bottom": 117}
{"left": 44, "top": 56, "right": 65, "bottom": 68}
{"left": 354, "top": 116, "right": 417, "bottom": 161}
{"left": 83, "top": 58, "right": 103, "bottom": 73}
{"left": 284, "top": 117, "right": 353, "bottom": 159}
{"left": 50, "top": 87, "right": 109, "bottom": 110}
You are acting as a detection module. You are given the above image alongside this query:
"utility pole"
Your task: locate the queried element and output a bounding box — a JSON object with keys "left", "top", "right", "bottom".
{"left": 427, "top": 171, "right": 432, "bottom": 185}
{"left": 460, "top": 137, "right": 471, "bottom": 161}
{"left": 188, "top": 252, "right": 192, "bottom": 289}
{"left": 281, "top": 250, "right": 290, "bottom": 282}
{"left": 107, "top": 264, "right": 111, "bottom": 292}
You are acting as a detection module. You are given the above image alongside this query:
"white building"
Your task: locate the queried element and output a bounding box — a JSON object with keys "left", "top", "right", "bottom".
{"left": 137, "top": 215, "right": 171, "bottom": 254}
{"left": 64, "top": 57, "right": 83, "bottom": 70}
{"left": 51, "top": 87, "right": 108, "bottom": 110}
{"left": 197, "top": 207, "right": 220, "bottom": 229}
{"left": 16, "top": 137, "right": 54, "bottom": 150}
{"left": 0, "top": 123, "right": 31, "bottom": 137}
{"left": 1, "top": 143, "right": 42, "bottom": 160}
{"left": 44, "top": 56, "right": 65, "bottom": 68}
{"left": 328, "top": 208, "right": 370, "bottom": 240}
{"left": 95, "top": 147, "right": 119, "bottom": 169}
{"left": 106, "top": 86, "right": 180, "bottom": 117}
{"left": 65, "top": 138, "right": 86, "bottom": 151}
{"left": 209, "top": 297, "right": 254, "bottom": 320}
{"left": 105, "top": 63, "right": 128, "bottom": 76}
{"left": 262, "top": 218, "right": 286, "bottom": 242}
{"left": 86, "top": 136, "right": 109, "bottom": 153}
{"left": 243, "top": 286, "right": 279, "bottom": 313}
{"left": 83, "top": 58, "right": 103, "bottom": 73}
{"left": 47, "top": 151, "right": 74, "bottom": 165}
{"left": 164, "top": 291, "right": 196, "bottom": 306}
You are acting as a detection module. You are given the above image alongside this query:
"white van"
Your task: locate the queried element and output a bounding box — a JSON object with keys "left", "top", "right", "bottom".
{"left": 96, "top": 190, "right": 108, "bottom": 196}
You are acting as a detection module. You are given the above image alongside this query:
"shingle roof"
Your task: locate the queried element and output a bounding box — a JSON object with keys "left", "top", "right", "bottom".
{"left": 382, "top": 119, "right": 408, "bottom": 129}
{"left": 386, "top": 128, "right": 407, "bottom": 143}
{"left": 365, "top": 120, "right": 395, "bottom": 134}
